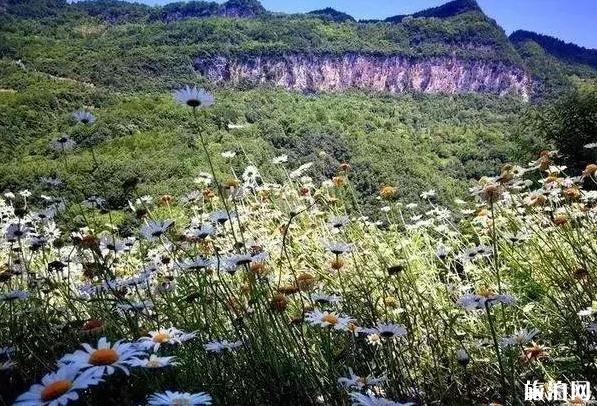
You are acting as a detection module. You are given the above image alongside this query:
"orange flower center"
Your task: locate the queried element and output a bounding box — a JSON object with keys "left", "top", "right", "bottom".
{"left": 89, "top": 348, "right": 119, "bottom": 365}
{"left": 153, "top": 332, "right": 170, "bottom": 343}
{"left": 322, "top": 314, "right": 338, "bottom": 325}
{"left": 41, "top": 380, "right": 73, "bottom": 401}
{"left": 477, "top": 287, "right": 494, "bottom": 298}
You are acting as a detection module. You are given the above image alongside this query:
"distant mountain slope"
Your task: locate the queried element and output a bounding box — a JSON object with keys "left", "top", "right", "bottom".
{"left": 3, "top": 0, "right": 595, "bottom": 100}
{"left": 306, "top": 7, "right": 355, "bottom": 22}
{"left": 385, "top": 0, "right": 481, "bottom": 23}
{"left": 509, "top": 30, "right": 597, "bottom": 98}
{"left": 510, "top": 30, "right": 597, "bottom": 70}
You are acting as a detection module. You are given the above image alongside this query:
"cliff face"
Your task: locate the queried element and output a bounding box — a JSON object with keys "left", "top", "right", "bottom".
{"left": 195, "top": 53, "right": 532, "bottom": 100}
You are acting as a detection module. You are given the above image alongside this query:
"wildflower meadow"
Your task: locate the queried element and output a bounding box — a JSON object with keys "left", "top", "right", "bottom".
{"left": 1, "top": 86, "right": 597, "bottom": 406}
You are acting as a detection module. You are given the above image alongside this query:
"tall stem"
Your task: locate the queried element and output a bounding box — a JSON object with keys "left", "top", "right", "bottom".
{"left": 192, "top": 107, "right": 240, "bottom": 249}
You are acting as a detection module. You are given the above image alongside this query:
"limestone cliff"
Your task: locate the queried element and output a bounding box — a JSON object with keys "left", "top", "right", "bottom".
{"left": 195, "top": 53, "right": 531, "bottom": 100}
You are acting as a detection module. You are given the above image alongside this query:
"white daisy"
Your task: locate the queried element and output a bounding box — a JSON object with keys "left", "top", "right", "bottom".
{"left": 311, "top": 292, "right": 343, "bottom": 304}
{"left": 455, "top": 348, "right": 470, "bottom": 365}
{"left": 194, "top": 172, "right": 213, "bottom": 186}
{"left": 141, "top": 220, "right": 174, "bottom": 240}
{"left": 500, "top": 328, "right": 539, "bottom": 347}
{"left": 148, "top": 390, "right": 212, "bottom": 406}
{"left": 137, "top": 327, "right": 196, "bottom": 352}
{"left": 73, "top": 110, "right": 96, "bottom": 124}
{"left": 420, "top": 189, "right": 436, "bottom": 199}
{"left": 457, "top": 293, "right": 516, "bottom": 311}
{"left": 0, "top": 289, "right": 30, "bottom": 302}
{"left": 338, "top": 368, "right": 385, "bottom": 389}
{"left": 272, "top": 154, "right": 288, "bottom": 164}
{"left": 14, "top": 364, "right": 103, "bottom": 406}
{"left": 289, "top": 162, "right": 313, "bottom": 179}
{"left": 204, "top": 339, "right": 243, "bottom": 353}
{"left": 173, "top": 86, "right": 214, "bottom": 108}
{"left": 131, "top": 354, "right": 178, "bottom": 369}
{"left": 59, "top": 337, "right": 142, "bottom": 377}
{"left": 362, "top": 323, "right": 407, "bottom": 339}
{"left": 305, "top": 309, "right": 353, "bottom": 331}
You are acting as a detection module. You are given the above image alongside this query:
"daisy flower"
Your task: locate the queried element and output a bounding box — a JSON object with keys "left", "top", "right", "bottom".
{"left": 131, "top": 354, "right": 178, "bottom": 369}
{"left": 456, "top": 289, "right": 515, "bottom": 311}
{"left": 141, "top": 220, "right": 174, "bottom": 240}
{"left": 362, "top": 323, "right": 407, "bottom": 339}
{"left": 500, "top": 328, "right": 539, "bottom": 347}
{"left": 204, "top": 339, "right": 243, "bottom": 353}
{"left": 328, "top": 215, "right": 349, "bottom": 229}
{"left": 173, "top": 86, "right": 214, "bottom": 108}
{"left": 324, "top": 241, "right": 353, "bottom": 255}
{"left": 208, "top": 210, "right": 235, "bottom": 224}
{"left": 272, "top": 155, "right": 288, "bottom": 164}
{"left": 305, "top": 309, "right": 353, "bottom": 330}
{"left": 49, "top": 135, "right": 76, "bottom": 151}
{"left": 456, "top": 348, "right": 470, "bottom": 366}
{"left": 137, "top": 327, "right": 196, "bottom": 352}
{"left": 5, "top": 223, "right": 30, "bottom": 242}
{"left": 420, "top": 189, "right": 436, "bottom": 199}
{"left": 0, "top": 289, "right": 30, "bottom": 302}
{"left": 147, "top": 390, "right": 212, "bottom": 406}
{"left": 184, "top": 223, "right": 216, "bottom": 240}
{"left": 311, "top": 292, "right": 343, "bottom": 304}
{"left": 338, "top": 368, "right": 385, "bottom": 389}
{"left": 60, "top": 337, "right": 142, "bottom": 376}
{"left": 289, "top": 162, "right": 313, "bottom": 179}
{"left": 14, "top": 364, "right": 103, "bottom": 406}
{"left": 73, "top": 110, "right": 96, "bottom": 124}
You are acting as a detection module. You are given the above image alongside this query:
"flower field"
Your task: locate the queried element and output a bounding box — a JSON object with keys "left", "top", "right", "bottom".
{"left": 2, "top": 87, "right": 597, "bottom": 405}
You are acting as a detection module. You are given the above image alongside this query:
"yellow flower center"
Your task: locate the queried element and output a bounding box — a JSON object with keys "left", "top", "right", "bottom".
{"left": 153, "top": 332, "right": 170, "bottom": 343}
{"left": 89, "top": 348, "right": 119, "bottom": 365}
{"left": 172, "top": 398, "right": 192, "bottom": 406}
{"left": 322, "top": 314, "right": 338, "bottom": 325}
{"left": 477, "top": 287, "right": 494, "bottom": 298}
{"left": 41, "top": 380, "right": 73, "bottom": 401}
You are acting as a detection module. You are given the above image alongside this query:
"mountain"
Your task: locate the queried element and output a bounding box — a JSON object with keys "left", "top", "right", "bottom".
{"left": 385, "top": 0, "right": 481, "bottom": 23}
{"left": 510, "top": 30, "right": 597, "bottom": 71}
{"left": 0, "top": 0, "right": 593, "bottom": 210}
{"left": 509, "top": 30, "right": 597, "bottom": 97}
{"left": 1, "top": 0, "right": 531, "bottom": 97}
{"left": 306, "top": 7, "right": 355, "bottom": 23}
{"left": 1, "top": 0, "right": 594, "bottom": 100}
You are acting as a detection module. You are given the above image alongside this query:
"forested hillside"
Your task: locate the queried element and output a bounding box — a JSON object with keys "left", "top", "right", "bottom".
{"left": 0, "top": 0, "right": 594, "bottom": 210}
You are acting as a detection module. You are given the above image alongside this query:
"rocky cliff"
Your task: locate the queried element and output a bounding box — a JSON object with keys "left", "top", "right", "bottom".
{"left": 195, "top": 53, "right": 532, "bottom": 100}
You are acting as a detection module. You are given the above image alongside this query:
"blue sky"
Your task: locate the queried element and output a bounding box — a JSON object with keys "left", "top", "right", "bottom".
{"left": 131, "top": 0, "right": 597, "bottom": 48}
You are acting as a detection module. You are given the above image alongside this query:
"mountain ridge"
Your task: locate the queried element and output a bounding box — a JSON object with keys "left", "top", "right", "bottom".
{"left": 510, "top": 30, "right": 597, "bottom": 70}
{"left": 1, "top": 0, "right": 595, "bottom": 99}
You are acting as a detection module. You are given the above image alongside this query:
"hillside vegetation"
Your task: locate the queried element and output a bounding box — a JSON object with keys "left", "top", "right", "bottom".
{"left": 0, "top": 0, "right": 537, "bottom": 211}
